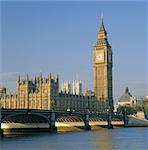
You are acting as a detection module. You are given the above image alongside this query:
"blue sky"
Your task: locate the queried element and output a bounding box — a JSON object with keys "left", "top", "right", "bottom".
{"left": 0, "top": 1, "right": 147, "bottom": 101}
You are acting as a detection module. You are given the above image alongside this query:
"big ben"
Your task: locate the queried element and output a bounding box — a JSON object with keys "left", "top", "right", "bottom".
{"left": 94, "top": 18, "right": 113, "bottom": 110}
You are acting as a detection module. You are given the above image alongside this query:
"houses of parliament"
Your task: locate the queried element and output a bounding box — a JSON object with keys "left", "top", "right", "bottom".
{"left": 0, "top": 18, "right": 113, "bottom": 112}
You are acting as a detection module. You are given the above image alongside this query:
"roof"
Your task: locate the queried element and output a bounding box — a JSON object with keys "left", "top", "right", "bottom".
{"left": 99, "top": 19, "right": 106, "bottom": 33}
{"left": 118, "top": 87, "right": 132, "bottom": 102}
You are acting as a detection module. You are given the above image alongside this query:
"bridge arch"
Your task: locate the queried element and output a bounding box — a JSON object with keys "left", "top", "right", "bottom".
{"left": 1, "top": 113, "right": 51, "bottom": 126}
{"left": 112, "top": 118, "right": 123, "bottom": 121}
{"left": 89, "top": 117, "right": 107, "bottom": 121}
{"left": 56, "top": 115, "right": 84, "bottom": 123}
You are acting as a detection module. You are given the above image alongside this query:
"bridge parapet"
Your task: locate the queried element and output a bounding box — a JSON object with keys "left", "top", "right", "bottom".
{"left": 0, "top": 109, "right": 126, "bottom": 135}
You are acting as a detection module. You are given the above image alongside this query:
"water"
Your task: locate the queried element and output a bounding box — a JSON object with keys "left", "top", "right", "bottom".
{"left": 1, "top": 128, "right": 148, "bottom": 150}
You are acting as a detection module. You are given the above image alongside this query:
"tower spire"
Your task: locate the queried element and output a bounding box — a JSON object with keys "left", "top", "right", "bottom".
{"left": 99, "top": 16, "right": 106, "bottom": 33}
{"left": 34, "top": 74, "right": 37, "bottom": 84}
{"left": 98, "top": 15, "right": 107, "bottom": 40}
{"left": 26, "top": 72, "right": 29, "bottom": 81}
{"left": 94, "top": 16, "right": 113, "bottom": 110}
{"left": 18, "top": 73, "right": 20, "bottom": 84}
{"left": 101, "top": 13, "right": 104, "bottom": 26}
{"left": 101, "top": 13, "right": 103, "bottom": 20}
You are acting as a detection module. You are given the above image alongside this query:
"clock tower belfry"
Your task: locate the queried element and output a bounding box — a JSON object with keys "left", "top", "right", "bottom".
{"left": 93, "top": 18, "right": 113, "bottom": 110}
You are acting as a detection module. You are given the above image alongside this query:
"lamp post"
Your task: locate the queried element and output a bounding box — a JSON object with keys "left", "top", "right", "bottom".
{"left": 123, "top": 107, "right": 128, "bottom": 127}
{"left": 0, "top": 108, "right": 3, "bottom": 137}
{"left": 107, "top": 106, "right": 113, "bottom": 129}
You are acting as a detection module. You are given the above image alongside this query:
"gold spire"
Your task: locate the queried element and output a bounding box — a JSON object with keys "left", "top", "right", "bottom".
{"left": 39, "top": 72, "right": 42, "bottom": 81}
{"left": 99, "top": 17, "right": 106, "bottom": 33}
{"left": 34, "top": 74, "right": 37, "bottom": 84}
{"left": 98, "top": 16, "right": 107, "bottom": 40}
{"left": 26, "top": 73, "right": 29, "bottom": 81}
{"left": 18, "top": 73, "right": 20, "bottom": 83}
{"left": 48, "top": 73, "right": 52, "bottom": 80}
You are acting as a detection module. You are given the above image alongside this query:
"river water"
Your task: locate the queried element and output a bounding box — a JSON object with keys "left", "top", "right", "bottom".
{"left": 1, "top": 127, "right": 148, "bottom": 150}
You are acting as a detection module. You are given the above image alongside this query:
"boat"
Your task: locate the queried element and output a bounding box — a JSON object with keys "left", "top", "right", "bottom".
{"left": 127, "top": 111, "right": 148, "bottom": 127}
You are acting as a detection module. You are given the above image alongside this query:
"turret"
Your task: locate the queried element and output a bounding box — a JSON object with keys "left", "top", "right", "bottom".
{"left": 39, "top": 72, "right": 42, "bottom": 83}
{"left": 125, "top": 87, "right": 129, "bottom": 93}
{"left": 99, "top": 18, "right": 106, "bottom": 33}
{"left": 26, "top": 73, "right": 29, "bottom": 81}
{"left": 18, "top": 73, "right": 20, "bottom": 84}
{"left": 56, "top": 74, "right": 59, "bottom": 83}
{"left": 98, "top": 18, "right": 107, "bottom": 40}
{"left": 34, "top": 74, "right": 37, "bottom": 84}
{"left": 48, "top": 73, "right": 52, "bottom": 81}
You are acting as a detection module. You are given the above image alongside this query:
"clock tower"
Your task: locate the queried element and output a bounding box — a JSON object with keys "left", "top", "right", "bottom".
{"left": 93, "top": 18, "right": 113, "bottom": 110}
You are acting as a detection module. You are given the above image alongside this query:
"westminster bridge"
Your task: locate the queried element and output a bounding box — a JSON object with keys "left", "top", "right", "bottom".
{"left": 0, "top": 108, "right": 127, "bottom": 136}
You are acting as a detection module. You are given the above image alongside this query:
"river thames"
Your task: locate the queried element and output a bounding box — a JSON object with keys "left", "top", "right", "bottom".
{"left": 1, "top": 127, "right": 148, "bottom": 150}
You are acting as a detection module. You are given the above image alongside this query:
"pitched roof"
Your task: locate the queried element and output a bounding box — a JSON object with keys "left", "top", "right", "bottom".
{"left": 99, "top": 19, "right": 106, "bottom": 33}
{"left": 119, "top": 87, "right": 132, "bottom": 102}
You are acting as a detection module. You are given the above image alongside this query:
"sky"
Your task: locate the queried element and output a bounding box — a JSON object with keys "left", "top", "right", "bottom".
{"left": 0, "top": 1, "right": 147, "bottom": 102}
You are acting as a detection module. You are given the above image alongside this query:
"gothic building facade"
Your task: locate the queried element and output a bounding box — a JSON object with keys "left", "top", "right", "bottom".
{"left": 0, "top": 73, "right": 105, "bottom": 112}
{"left": 93, "top": 19, "right": 113, "bottom": 110}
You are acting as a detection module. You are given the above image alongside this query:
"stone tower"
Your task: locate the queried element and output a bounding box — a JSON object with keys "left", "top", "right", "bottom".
{"left": 93, "top": 18, "right": 113, "bottom": 110}
{"left": 17, "top": 73, "right": 59, "bottom": 110}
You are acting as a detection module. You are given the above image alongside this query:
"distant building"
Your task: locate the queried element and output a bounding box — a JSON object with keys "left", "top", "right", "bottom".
{"left": 136, "top": 99, "right": 143, "bottom": 110}
{"left": 72, "top": 80, "right": 82, "bottom": 95}
{"left": 0, "top": 87, "right": 6, "bottom": 98}
{"left": 142, "top": 96, "right": 148, "bottom": 119}
{"left": 117, "top": 87, "right": 137, "bottom": 107}
{"left": 61, "top": 80, "right": 82, "bottom": 95}
{"left": 61, "top": 81, "right": 71, "bottom": 94}
{"left": 85, "top": 89, "right": 95, "bottom": 97}
{"left": 144, "top": 96, "right": 148, "bottom": 100}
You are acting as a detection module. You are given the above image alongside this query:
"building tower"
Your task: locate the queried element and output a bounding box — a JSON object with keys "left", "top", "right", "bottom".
{"left": 72, "top": 80, "right": 82, "bottom": 95}
{"left": 17, "top": 73, "right": 59, "bottom": 110}
{"left": 93, "top": 18, "right": 113, "bottom": 110}
{"left": 61, "top": 81, "right": 71, "bottom": 94}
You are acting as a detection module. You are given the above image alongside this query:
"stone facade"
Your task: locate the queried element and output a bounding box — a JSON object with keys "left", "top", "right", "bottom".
{"left": 0, "top": 87, "right": 6, "bottom": 98}
{"left": 0, "top": 73, "right": 105, "bottom": 112}
{"left": 0, "top": 73, "right": 58, "bottom": 110}
{"left": 61, "top": 80, "right": 82, "bottom": 95}
{"left": 61, "top": 81, "right": 71, "bottom": 94}
{"left": 93, "top": 19, "right": 113, "bottom": 109}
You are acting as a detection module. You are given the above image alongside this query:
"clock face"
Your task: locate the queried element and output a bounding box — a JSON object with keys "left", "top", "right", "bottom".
{"left": 96, "top": 54, "right": 103, "bottom": 61}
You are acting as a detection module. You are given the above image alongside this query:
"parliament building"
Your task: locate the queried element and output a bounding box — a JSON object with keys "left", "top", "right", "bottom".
{"left": 0, "top": 18, "right": 113, "bottom": 112}
{"left": 0, "top": 73, "right": 105, "bottom": 112}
